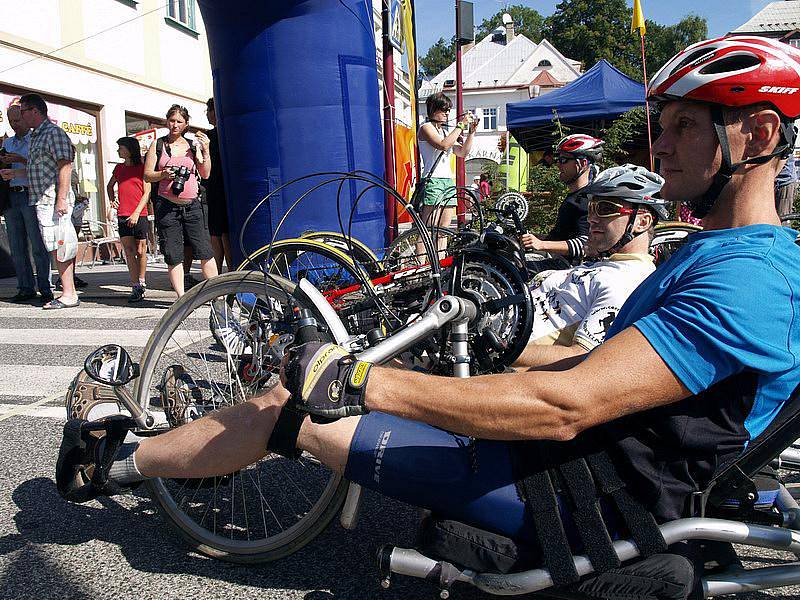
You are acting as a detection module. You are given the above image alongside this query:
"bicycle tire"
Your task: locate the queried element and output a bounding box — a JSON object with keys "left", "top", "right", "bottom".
{"left": 653, "top": 221, "right": 703, "bottom": 234}
{"left": 300, "top": 230, "right": 384, "bottom": 278}
{"left": 136, "top": 271, "right": 349, "bottom": 563}
{"left": 384, "top": 227, "right": 457, "bottom": 270}
{"left": 240, "top": 239, "right": 385, "bottom": 335}
{"left": 780, "top": 212, "right": 800, "bottom": 227}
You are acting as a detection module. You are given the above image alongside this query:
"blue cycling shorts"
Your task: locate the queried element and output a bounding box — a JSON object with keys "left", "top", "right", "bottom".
{"left": 344, "top": 411, "right": 622, "bottom": 548}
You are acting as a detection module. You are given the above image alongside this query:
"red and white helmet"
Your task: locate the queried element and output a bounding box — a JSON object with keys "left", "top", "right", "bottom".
{"left": 648, "top": 35, "right": 800, "bottom": 119}
{"left": 555, "top": 134, "right": 604, "bottom": 162}
{"left": 649, "top": 36, "right": 800, "bottom": 217}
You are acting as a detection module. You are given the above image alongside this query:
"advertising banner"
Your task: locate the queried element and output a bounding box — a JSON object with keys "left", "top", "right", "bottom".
{"left": 394, "top": 123, "right": 417, "bottom": 223}
{"left": 499, "top": 134, "right": 530, "bottom": 192}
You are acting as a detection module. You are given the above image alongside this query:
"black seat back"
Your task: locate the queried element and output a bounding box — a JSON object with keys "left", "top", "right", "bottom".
{"left": 701, "top": 382, "right": 800, "bottom": 509}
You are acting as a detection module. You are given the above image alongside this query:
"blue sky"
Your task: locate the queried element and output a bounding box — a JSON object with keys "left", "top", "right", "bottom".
{"left": 414, "top": 0, "right": 775, "bottom": 54}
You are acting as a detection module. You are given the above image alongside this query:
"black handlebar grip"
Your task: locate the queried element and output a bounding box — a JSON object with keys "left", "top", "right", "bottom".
{"left": 294, "top": 309, "right": 325, "bottom": 345}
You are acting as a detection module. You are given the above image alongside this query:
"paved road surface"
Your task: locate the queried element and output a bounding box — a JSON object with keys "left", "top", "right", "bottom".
{"left": 0, "top": 265, "right": 797, "bottom": 599}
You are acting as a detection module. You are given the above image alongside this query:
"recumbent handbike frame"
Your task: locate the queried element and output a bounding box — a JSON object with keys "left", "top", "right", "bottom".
{"left": 298, "top": 274, "right": 800, "bottom": 599}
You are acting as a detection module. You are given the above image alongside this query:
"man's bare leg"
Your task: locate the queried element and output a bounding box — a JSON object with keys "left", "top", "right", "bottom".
{"left": 134, "top": 385, "right": 358, "bottom": 479}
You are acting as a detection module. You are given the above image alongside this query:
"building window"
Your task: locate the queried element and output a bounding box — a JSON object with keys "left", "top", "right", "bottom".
{"left": 538, "top": 59, "right": 552, "bottom": 68}
{"left": 166, "top": 0, "right": 197, "bottom": 33}
{"left": 789, "top": 39, "right": 800, "bottom": 49}
{"left": 482, "top": 107, "right": 497, "bottom": 131}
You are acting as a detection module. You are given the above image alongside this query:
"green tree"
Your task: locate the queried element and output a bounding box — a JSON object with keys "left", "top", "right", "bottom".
{"left": 476, "top": 5, "right": 545, "bottom": 44}
{"left": 420, "top": 36, "right": 456, "bottom": 78}
{"left": 543, "top": 1, "right": 707, "bottom": 81}
{"left": 544, "top": 0, "right": 640, "bottom": 77}
{"left": 600, "top": 106, "right": 649, "bottom": 167}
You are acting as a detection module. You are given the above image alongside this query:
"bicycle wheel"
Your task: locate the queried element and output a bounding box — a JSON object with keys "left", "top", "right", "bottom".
{"left": 384, "top": 227, "right": 457, "bottom": 270}
{"left": 300, "top": 231, "right": 384, "bottom": 278}
{"left": 650, "top": 221, "right": 701, "bottom": 266}
{"left": 136, "top": 271, "right": 349, "bottom": 563}
{"left": 241, "top": 239, "right": 383, "bottom": 335}
{"left": 454, "top": 251, "right": 533, "bottom": 374}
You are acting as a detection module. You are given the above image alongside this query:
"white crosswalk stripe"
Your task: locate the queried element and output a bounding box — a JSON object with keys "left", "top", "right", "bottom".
{"left": 0, "top": 329, "right": 155, "bottom": 347}
{"left": 0, "top": 366, "right": 78, "bottom": 398}
{"left": 0, "top": 307, "right": 168, "bottom": 320}
{"left": 0, "top": 302, "right": 175, "bottom": 420}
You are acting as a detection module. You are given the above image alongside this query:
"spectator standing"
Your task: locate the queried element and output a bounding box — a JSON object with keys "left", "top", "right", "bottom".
{"left": 417, "top": 92, "right": 476, "bottom": 256}
{"left": 144, "top": 104, "right": 216, "bottom": 297}
{"left": 107, "top": 137, "right": 150, "bottom": 303}
{"left": 0, "top": 104, "right": 52, "bottom": 303}
{"left": 479, "top": 173, "right": 491, "bottom": 200}
{"left": 204, "top": 98, "right": 232, "bottom": 272}
{"left": 13, "top": 94, "right": 77, "bottom": 309}
{"left": 775, "top": 154, "right": 798, "bottom": 217}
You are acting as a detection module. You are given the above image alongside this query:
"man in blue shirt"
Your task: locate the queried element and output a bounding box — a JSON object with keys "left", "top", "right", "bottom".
{"left": 0, "top": 105, "right": 52, "bottom": 303}
{"left": 56, "top": 35, "right": 800, "bottom": 596}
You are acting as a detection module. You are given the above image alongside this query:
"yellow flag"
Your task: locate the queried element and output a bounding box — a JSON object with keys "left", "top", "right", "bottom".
{"left": 631, "top": 0, "right": 646, "bottom": 36}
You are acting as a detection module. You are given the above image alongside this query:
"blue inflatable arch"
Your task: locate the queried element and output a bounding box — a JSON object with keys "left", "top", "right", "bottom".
{"left": 197, "top": 0, "right": 387, "bottom": 264}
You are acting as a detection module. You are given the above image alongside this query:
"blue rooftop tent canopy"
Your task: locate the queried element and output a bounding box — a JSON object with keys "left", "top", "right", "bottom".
{"left": 506, "top": 60, "right": 646, "bottom": 153}
{"left": 196, "top": 0, "right": 387, "bottom": 265}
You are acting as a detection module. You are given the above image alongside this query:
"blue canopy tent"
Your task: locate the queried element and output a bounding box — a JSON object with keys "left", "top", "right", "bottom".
{"left": 506, "top": 60, "right": 646, "bottom": 153}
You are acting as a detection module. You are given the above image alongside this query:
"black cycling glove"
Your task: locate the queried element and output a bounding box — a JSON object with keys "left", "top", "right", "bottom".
{"left": 283, "top": 342, "right": 372, "bottom": 421}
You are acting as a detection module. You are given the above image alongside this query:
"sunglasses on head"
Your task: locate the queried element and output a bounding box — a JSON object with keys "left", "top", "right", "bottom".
{"left": 588, "top": 199, "right": 637, "bottom": 218}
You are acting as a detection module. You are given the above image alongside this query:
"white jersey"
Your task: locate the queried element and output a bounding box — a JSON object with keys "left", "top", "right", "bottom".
{"left": 528, "top": 253, "right": 655, "bottom": 350}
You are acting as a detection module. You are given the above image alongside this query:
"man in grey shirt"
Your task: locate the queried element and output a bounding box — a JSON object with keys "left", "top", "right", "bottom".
{"left": 775, "top": 154, "right": 797, "bottom": 217}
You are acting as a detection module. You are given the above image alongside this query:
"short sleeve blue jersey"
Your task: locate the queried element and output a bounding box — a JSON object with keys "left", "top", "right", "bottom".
{"left": 601, "top": 224, "right": 800, "bottom": 521}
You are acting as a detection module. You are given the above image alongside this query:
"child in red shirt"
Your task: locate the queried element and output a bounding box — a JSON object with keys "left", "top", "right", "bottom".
{"left": 106, "top": 137, "right": 151, "bottom": 303}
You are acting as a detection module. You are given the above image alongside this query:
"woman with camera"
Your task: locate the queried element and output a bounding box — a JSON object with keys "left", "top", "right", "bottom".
{"left": 144, "top": 104, "right": 216, "bottom": 297}
{"left": 414, "top": 92, "right": 476, "bottom": 258}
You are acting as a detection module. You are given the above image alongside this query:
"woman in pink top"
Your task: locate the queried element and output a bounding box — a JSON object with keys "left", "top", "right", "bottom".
{"left": 107, "top": 136, "right": 151, "bottom": 303}
{"left": 144, "top": 104, "right": 215, "bottom": 297}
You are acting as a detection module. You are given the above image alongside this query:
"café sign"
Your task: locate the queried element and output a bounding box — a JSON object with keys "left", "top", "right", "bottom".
{"left": 1, "top": 93, "right": 97, "bottom": 145}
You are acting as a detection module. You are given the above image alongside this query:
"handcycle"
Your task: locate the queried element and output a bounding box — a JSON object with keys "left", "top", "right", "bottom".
{"left": 94, "top": 170, "right": 533, "bottom": 563}
{"left": 234, "top": 186, "right": 532, "bottom": 343}
{"left": 76, "top": 169, "right": 800, "bottom": 597}
{"left": 80, "top": 266, "right": 800, "bottom": 598}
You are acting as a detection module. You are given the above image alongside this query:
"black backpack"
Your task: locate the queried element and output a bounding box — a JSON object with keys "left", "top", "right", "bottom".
{"left": 152, "top": 135, "right": 207, "bottom": 207}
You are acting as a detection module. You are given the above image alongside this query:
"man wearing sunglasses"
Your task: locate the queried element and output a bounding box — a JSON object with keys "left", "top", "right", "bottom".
{"left": 515, "top": 164, "right": 666, "bottom": 369}
{"left": 520, "top": 134, "right": 604, "bottom": 263}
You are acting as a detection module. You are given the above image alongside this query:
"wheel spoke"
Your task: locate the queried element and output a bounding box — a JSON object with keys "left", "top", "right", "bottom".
{"left": 137, "top": 271, "right": 347, "bottom": 559}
